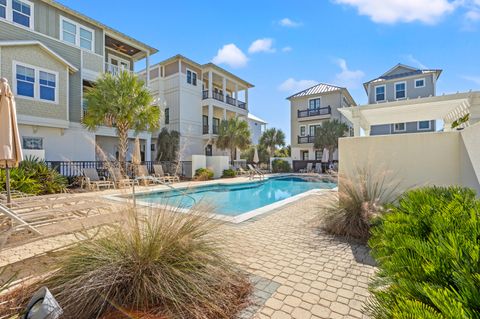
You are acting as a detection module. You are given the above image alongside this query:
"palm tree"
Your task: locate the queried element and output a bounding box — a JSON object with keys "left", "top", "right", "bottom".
{"left": 259, "top": 128, "right": 286, "bottom": 157}
{"left": 313, "top": 119, "right": 349, "bottom": 162}
{"left": 216, "top": 117, "right": 251, "bottom": 161}
{"left": 83, "top": 71, "right": 160, "bottom": 163}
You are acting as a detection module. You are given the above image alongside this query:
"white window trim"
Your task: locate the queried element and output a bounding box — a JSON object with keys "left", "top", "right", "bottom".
{"left": 1, "top": 0, "right": 34, "bottom": 30}
{"left": 394, "top": 81, "right": 407, "bottom": 100}
{"left": 186, "top": 68, "right": 197, "bottom": 86}
{"left": 374, "top": 85, "right": 386, "bottom": 102}
{"left": 417, "top": 120, "right": 431, "bottom": 131}
{"left": 107, "top": 54, "right": 130, "bottom": 70}
{"left": 299, "top": 125, "right": 306, "bottom": 137}
{"left": 393, "top": 122, "right": 406, "bottom": 133}
{"left": 415, "top": 78, "right": 426, "bottom": 88}
{"left": 60, "top": 16, "right": 95, "bottom": 52}
{"left": 308, "top": 97, "right": 321, "bottom": 109}
{"left": 13, "top": 60, "right": 59, "bottom": 104}
{"left": 308, "top": 123, "right": 322, "bottom": 136}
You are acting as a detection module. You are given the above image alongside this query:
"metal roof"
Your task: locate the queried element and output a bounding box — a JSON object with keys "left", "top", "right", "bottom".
{"left": 247, "top": 113, "right": 267, "bottom": 124}
{"left": 287, "top": 83, "right": 344, "bottom": 99}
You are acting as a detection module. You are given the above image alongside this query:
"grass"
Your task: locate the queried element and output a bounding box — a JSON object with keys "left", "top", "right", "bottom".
{"left": 2, "top": 205, "right": 251, "bottom": 319}
{"left": 320, "top": 167, "right": 401, "bottom": 242}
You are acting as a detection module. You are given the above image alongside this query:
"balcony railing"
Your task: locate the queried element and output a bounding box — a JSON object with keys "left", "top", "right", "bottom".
{"left": 226, "top": 95, "right": 236, "bottom": 106}
{"left": 213, "top": 125, "right": 219, "bottom": 135}
{"left": 202, "top": 90, "right": 209, "bottom": 99}
{"left": 212, "top": 91, "right": 224, "bottom": 102}
{"left": 298, "top": 135, "right": 315, "bottom": 144}
{"left": 202, "top": 125, "right": 219, "bottom": 135}
{"left": 105, "top": 62, "right": 133, "bottom": 76}
{"left": 298, "top": 106, "right": 331, "bottom": 118}
{"left": 203, "top": 125, "right": 209, "bottom": 134}
{"left": 203, "top": 90, "right": 247, "bottom": 110}
{"left": 237, "top": 101, "right": 247, "bottom": 110}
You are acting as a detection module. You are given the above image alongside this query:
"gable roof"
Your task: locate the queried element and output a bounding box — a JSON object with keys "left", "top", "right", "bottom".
{"left": 248, "top": 113, "right": 267, "bottom": 124}
{"left": 286, "top": 83, "right": 357, "bottom": 106}
{"left": 363, "top": 63, "right": 442, "bottom": 92}
{"left": 0, "top": 41, "right": 78, "bottom": 72}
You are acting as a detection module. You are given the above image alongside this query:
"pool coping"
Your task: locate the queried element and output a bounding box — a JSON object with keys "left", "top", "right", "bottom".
{"left": 104, "top": 175, "right": 338, "bottom": 224}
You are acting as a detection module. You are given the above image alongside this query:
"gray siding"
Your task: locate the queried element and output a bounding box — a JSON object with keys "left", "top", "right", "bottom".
{"left": 368, "top": 74, "right": 435, "bottom": 104}
{"left": 371, "top": 120, "right": 436, "bottom": 136}
{"left": 0, "top": 20, "right": 83, "bottom": 122}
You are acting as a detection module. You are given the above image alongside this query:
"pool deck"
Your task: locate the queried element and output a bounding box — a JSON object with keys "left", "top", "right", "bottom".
{"left": 0, "top": 175, "right": 376, "bottom": 319}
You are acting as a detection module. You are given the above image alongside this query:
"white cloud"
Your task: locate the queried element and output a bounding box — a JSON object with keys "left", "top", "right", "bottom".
{"left": 466, "top": 9, "right": 480, "bottom": 21}
{"left": 248, "top": 38, "right": 276, "bottom": 54}
{"left": 279, "top": 18, "right": 302, "bottom": 27}
{"left": 278, "top": 78, "right": 318, "bottom": 93}
{"left": 282, "top": 46, "right": 293, "bottom": 53}
{"left": 405, "top": 54, "right": 427, "bottom": 69}
{"left": 212, "top": 44, "right": 248, "bottom": 68}
{"left": 334, "top": 0, "right": 457, "bottom": 24}
{"left": 333, "top": 58, "right": 365, "bottom": 89}
{"left": 462, "top": 75, "right": 480, "bottom": 86}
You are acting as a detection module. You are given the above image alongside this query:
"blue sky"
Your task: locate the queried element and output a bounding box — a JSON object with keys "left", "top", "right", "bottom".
{"left": 60, "top": 0, "right": 480, "bottom": 143}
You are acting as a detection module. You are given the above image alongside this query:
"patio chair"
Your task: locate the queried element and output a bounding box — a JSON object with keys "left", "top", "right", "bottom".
{"left": 109, "top": 167, "right": 139, "bottom": 188}
{"left": 254, "top": 164, "right": 270, "bottom": 174}
{"left": 314, "top": 164, "right": 323, "bottom": 174}
{"left": 153, "top": 164, "right": 180, "bottom": 183}
{"left": 300, "top": 163, "right": 313, "bottom": 173}
{"left": 248, "top": 164, "right": 265, "bottom": 179}
{"left": 136, "top": 165, "right": 165, "bottom": 185}
{"left": 82, "top": 168, "right": 115, "bottom": 190}
{"left": 237, "top": 167, "right": 249, "bottom": 176}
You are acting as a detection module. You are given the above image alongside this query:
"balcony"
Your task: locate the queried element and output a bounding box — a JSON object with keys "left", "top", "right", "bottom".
{"left": 203, "top": 125, "right": 209, "bottom": 134}
{"left": 298, "top": 135, "right": 315, "bottom": 144}
{"left": 202, "top": 125, "right": 220, "bottom": 135}
{"left": 298, "top": 106, "right": 331, "bottom": 118}
{"left": 203, "top": 90, "right": 209, "bottom": 99}
{"left": 203, "top": 91, "right": 247, "bottom": 110}
{"left": 104, "top": 62, "right": 133, "bottom": 76}
{"left": 213, "top": 91, "right": 224, "bottom": 102}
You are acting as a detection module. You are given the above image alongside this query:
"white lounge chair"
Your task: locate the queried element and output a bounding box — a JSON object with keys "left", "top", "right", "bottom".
{"left": 109, "top": 167, "right": 139, "bottom": 188}
{"left": 82, "top": 168, "right": 115, "bottom": 190}
{"left": 136, "top": 165, "right": 166, "bottom": 185}
{"left": 153, "top": 164, "right": 180, "bottom": 183}
{"left": 300, "top": 163, "right": 313, "bottom": 173}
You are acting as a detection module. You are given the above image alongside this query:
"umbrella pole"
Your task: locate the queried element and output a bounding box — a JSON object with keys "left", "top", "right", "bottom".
{"left": 5, "top": 164, "right": 11, "bottom": 207}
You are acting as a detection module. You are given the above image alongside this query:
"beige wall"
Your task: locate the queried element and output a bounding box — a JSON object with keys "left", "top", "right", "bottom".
{"left": 0, "top": 45, "right": 69, "bottom": 121}
{"left": 339, "top": 124, "right": 480, "bottom": 194}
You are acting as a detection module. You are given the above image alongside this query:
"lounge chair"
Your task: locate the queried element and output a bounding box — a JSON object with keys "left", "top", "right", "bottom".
{"left": 136, "top": 165, "right": 166, "bottom": 185}
{"left": 109, "top": 167, "right": 139, "bottom": 188}
{"left": 254, "top": 164, "right": 269, "bottom": 174}
{"left": 236, "top": 167, "right": 249, "bottom": 176}
{"left": 153, "top": 164, "right": 180, "bottom": 183}
{"left": 314, "top": 164, "right": 323, "bottom": 174}
{"left": 248, "top": 164, "right": 265, "bottom": 179}
{"left": 82, "top": 168, "right": 115, "bottom": 190}
{"left": 300, "top": 163, "right": 313, "bottom": 173}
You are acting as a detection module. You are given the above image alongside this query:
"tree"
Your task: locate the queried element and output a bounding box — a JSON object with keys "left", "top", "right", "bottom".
{"left": 313, "top": 119, "right": 348, "bottom": 162}
{"left": 83, "top": 71, "right": 160, "bottom": 163}
{"left": 259, "top": 128, "right": 286, "bottom": 157}
{"left": 216, "top": 117, "right": 251, "bottom": 161}
{"left": 274, "top": 145, "right": 291, "bottom": 158}
{"left": 156, "top": 128, "right": 180, "bottom": 161}
{"left": 241, "top": 145, "right": 269, "bottom": 163}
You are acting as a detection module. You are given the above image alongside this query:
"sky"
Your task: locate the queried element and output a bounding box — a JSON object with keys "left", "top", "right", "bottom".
{"left": 60, "top": 0, "right": 480, "bottom": 144}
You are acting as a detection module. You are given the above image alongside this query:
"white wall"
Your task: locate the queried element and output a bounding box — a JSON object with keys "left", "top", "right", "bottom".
{"left": 248, "top": 119, "right": 264, "bottom": 145}
{"left": 206, "top": 156, "right": 230, "bottom": 178}
{"left": 191, "top": 155, "right": 207, "bottom": 178}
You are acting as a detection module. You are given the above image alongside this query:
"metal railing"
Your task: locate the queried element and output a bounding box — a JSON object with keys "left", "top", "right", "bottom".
{"left": 212, "top": 91, "right": 224, "bottom": 102}
{"left": 237, "top": 101, "right": 247, "bottom": 109}
{"left": 202, "top": 125, "right": 219, "bottom": 134}
{"left": 298, "top": 106, "right": 331, "bottom": 118}
{"left": 202, "top": 90, "right": 209, "bottom": 99}
{"left": 297, "top": 135, "right": 315, "bottom": 144}
{"left": 202, "top": 125, "right": 209, "bottom": 134}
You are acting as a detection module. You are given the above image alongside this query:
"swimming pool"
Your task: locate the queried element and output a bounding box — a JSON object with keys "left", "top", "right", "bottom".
{"left": 130, "top": 176, "right": 336, "bottom": 222}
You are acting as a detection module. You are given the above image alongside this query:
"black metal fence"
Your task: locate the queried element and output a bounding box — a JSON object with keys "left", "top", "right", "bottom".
{"left": 45, "top": 161, "right": 192, "bottom": 178}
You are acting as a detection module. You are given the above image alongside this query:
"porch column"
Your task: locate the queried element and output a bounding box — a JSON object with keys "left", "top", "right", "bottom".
{"left": 223, "top": 108, "right": 227, "bottom": 121}
{"left": 208, "top": 71, "right": 213, "bottom": 98}
{"left": 352, "top": 118, "right": 361, "bottom": 137}
{"left": 235, "top": 84, "right": 238, "bottom": 106}
{"left": 222, "top": 77, "right": 227, "bottom": 102}
{"left": 145, "top": 136, "right": 152, "bottom": 161}
{"left": 208, "top": 104, "right": 213, "bottom": 134}
{"left": 245, "top": 89, "right": 249, "bottom": 110}
{"left": 145, "top": 51, "right": 150, "bottom": 86}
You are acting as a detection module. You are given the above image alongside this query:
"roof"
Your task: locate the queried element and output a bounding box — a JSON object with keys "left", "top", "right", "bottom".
{"left": 41, "top": 0, "right": 158, "bottom": 58}
{"left": 338, "top": 92, "right": 477, "bottom": 130}
{"left": 0, "top": 41, "right": 78, "bottom": 72}
{"left": 248, "top": 113, "right": 267, "bottom": 124}
{"left": 202, "top": 63, "right": 254, "bottom": 88}
{"left": 363, "top": 63, "right": 443, "bottom": 92}
{"left": 286, "top": 83, "right": 357, "bottom": 106}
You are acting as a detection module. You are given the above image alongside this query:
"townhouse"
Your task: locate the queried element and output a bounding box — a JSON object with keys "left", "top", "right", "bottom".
{"left": 139, "top": 55, "right": 266, "bottom": 161}
{"left": 288, "top": 83, "right": 356, "bottom": 161}
{"left": 0, "top": 0, "right": 157, "bottom": 161}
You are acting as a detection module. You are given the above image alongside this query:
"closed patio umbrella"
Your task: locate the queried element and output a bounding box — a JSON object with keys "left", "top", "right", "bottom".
{"left": 253, "top": 146, "right": 259, "bottom": 164}
{"left": 321, "top": 148, "right": 329, "bottom": 163}
{"left": 131, "top": 137, "right": 141, "bottom": 207}
{"left": 0, "top": 78, "right": 23, "bottom": 206}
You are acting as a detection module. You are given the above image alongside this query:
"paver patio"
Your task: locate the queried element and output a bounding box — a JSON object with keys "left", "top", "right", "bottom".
{"left": 0, "top": 183, "right": 376, "bottom": 318}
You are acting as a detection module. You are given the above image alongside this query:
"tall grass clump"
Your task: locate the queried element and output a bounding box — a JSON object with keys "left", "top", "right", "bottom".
{"left": 321, "top": 167, "right": 400, "bottom": 241}
{"left": 368, "top": 186, "right": 480, "bottom": 318}
{"left": 42, "top": 207, "right": 251, "bottom": 319}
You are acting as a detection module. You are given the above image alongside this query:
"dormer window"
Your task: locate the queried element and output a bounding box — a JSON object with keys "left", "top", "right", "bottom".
{"left": 415, "top": 78, "right": 425, "bottom": 88}
{"left": 395, "top": 82, "right": 406, "bottom": 99}
{"left": 375, "top": 85, "right": 385, "bottom": 102}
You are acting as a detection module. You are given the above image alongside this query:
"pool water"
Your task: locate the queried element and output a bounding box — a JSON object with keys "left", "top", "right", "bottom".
{"left": 136, "top": 176, "right": 337, "bottom": 216}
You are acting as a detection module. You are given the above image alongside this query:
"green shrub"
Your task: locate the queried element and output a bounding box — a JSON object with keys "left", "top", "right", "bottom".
{"left": 222, "top": 169, "right": 236, "bottom": 178}
{"left": 368, "top": 186, "right": 480, "bottom": 318}
{"left": 0, "top": 156, "right": 67, "bottom": 195}
{"left": 43, "top": 208, "right": 251, "bottom": 318}
{"left": 194, "top": 168, "right": 214, "bottom": 181}
{"left": 271, "top": 159, "right": 291, "bottom": 173}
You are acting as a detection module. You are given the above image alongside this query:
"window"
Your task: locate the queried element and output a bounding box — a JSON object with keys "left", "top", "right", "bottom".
{"left": 22, "top": 137, "right": 43, "bottom": 150}
{"left": 16, "top": 64, "right": 34, "bottom": 98}
{"left": 415, "top": 78, "right": 425, "bottom": 88}
{"left": 418, "top": 120, "right": 431, "bottom": 130}
{"left": 39, "top": 71, "right": 56, "bottom": 101}
{"left": 299, "top": 125, "right": 306, "bottom": 137}
{"left": 164, "top": 108, "right": 169, "bottom": 124}
{"left": 186, "top": 69, "right": 197, "bottom": 86}
{"left": 393, "top": 123, "right": 406, "bottom": 132}
{"left": 315, "top": 150, "right": 323, "bottom": 161}
{"left": 205, "top": 145, "right": 212, "bottom": 156}
{"left": 14, "top": 62, "right": 58, "bottom": 103}
{"left": 395, "top": 82, "right": 406, "bottom": 99}
{"left": 309, "top": 124, "right": 321, "bottom": 136}
{"left": 12, "top": 0, "right": 31, "bottom": 28}
{"left": 0, "top": 0, "right": 6, "bottom": 18}
{"left": 301, "top": 151, "right": 309, "bottom": 161}
{"left": 60, "top": 17, "right": 94, "bottom": 51}
{"left": 150, "top": 144, "right": 156, "bottom": 152}
{"left": 375, "top": 85, "right": 385, "bottom": 102}
{"left": 309, "top": 98, "right": 321, "bottom": 109}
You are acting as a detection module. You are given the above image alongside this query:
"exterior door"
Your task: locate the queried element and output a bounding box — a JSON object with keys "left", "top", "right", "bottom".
{"left": 108, "top": 55, "right": 130, "bottom": 73}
